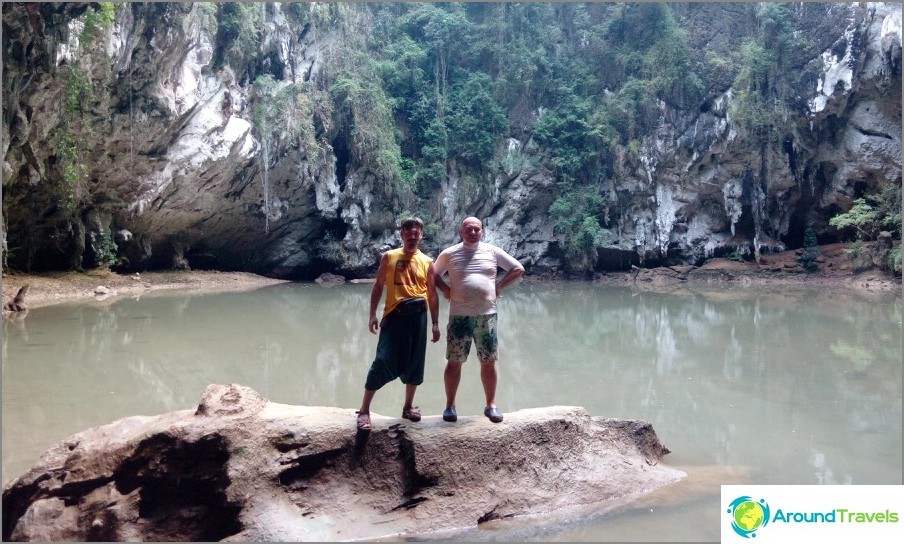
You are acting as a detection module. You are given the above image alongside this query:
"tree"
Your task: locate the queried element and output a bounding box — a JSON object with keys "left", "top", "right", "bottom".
{"left": 446, "top": 72, "right": 507, "bottom": 163}
{"left": 549, "top": 184, "right": 606, "bottom": 267}
{"left": 829, "top": 183, "right": 901, "bottom": 242}
{"left": 797, "top": 226, "right": 820, "bottom": 272}
{"left": 829, "top": 183, "right": 902, "bottom": 273}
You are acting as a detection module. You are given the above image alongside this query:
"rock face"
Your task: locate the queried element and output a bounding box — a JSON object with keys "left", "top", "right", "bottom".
{"left": 1, "top": 383, "right": 683, "bottom": 542}
{"left": 1, "top": 3, "right": 900, "bottom": 277}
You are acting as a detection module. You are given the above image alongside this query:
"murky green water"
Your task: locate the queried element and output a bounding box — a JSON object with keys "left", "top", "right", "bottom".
{"left": 2, "top": 282, "right": 901, "bottom": 541}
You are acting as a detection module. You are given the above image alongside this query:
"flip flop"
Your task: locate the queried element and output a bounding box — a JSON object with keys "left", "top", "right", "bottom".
{"left": 356, "top": 410, "right": 371, "bottom": 431}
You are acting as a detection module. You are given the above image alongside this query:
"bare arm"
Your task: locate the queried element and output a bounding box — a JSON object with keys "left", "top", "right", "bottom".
{"left": 432, "top": 253, "right": 451, "bottom": 300}
{"left": 369, "top": 253, "right": 388, "bottom": 334}
{"left": 427, "top": 263, "right": 441, "bottom": 342}
{"left": 434, "top": 273, "right": 451, "bottom": 300}
{"left": 495, "top": 256, "right": 525, "bottom": 298}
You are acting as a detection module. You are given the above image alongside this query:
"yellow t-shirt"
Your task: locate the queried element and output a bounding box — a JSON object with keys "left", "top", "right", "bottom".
{"left": 383, "top": 248, "right": 433, "bottom": 317}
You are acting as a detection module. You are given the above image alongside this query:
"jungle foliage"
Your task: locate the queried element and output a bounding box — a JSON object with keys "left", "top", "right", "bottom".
{"left": 360, "top": 2, "right": 708, "bottom": 261}
{"left": 728, "top": 3, "right": 802, "bottom": 143}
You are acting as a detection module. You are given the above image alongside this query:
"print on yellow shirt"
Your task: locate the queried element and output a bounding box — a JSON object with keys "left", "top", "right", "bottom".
{"left": 394, "top": 259, "right": 418, "bottom": 286}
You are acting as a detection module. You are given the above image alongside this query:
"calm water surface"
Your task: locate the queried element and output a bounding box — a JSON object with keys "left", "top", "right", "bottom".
{"left": 2, "top": 282, "right": 901, "bottom": 541}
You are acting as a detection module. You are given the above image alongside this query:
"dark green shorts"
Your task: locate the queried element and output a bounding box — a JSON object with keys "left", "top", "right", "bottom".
{"left": 364, "top": 307, "right": 428, "bottom": 391}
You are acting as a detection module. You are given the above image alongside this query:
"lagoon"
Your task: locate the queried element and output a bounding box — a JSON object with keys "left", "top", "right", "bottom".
{"left": 2, "top": 282, "right": 901, "bottom": 541}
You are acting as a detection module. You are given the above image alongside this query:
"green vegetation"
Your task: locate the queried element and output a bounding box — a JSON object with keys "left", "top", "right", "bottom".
{"left": 358, "top": 2, "right": 708, "bottom": 264}
{"left": 330, "top": 67, "right": 402, "bottom": 183}
{"left": 843, "top": 239, "right": 875, "bottom": 272}
{"left": 888, "top": 245, "right": 902, "bottom": 274}
{"left": 220, "top": 3, "right": 263, "bottom": 54}
{"left": 252, "top": 74, "right": 325, "bottom": 233}
{"left": 214, "top": 3, "right": 264, "bottom": 67}
{"left": 446, "top": 73, "right": 507, "bottom": 163}
{"left": 730, "top": 40, "right": 776, "bottom": 140}
{"left": 52, "top": 4, "right": 117, "bottom": 212}
{"left": 829, "top": 184, "right": 901, "bottom": 241}
{"left": 38, "top": 4, "right": 119, "bottom": 270}
{"left": 534, "top": 91, "right": 602, "bottom": 179}
{"left": 728, "top": 3, "right": 800, "bottom": 143}
{"left": 549, "top": 184, "right": 606, "bottom": 263}
{"left": 797, "top": 226, "right": 820, "bottom": 272}
{"left": 308, "top": 6, "right": 409, "bottom": 191}
{"left": 283, "top": 2, "right": 339, "bottom": 28}
{"left": 79, "top": 3, "right": 117, "bottom": 48}
{"left": 57, "top": 65, "right": 96, "bottom": 211}
{"left": 195, "top": 3, "right": 218, "bottom": 37}
{"left": 95, "top": 229, "right": 119, "bottom": 268}
{"left": 316, "top": 231, "right": 344, "bottom": 265}
{"left": 829, "top": 183, "right": 902, "bottom": 273}
{"left": 252, "top": 75, "right": 318, "bottom": 158}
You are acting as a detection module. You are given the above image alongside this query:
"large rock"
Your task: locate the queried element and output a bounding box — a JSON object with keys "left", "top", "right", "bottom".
{"left": 2, "top": 384, "right": 684, "bottom": 542}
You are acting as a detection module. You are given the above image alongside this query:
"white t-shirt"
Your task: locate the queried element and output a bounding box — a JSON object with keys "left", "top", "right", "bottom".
{"left": 433, "top": 241, "right": 523, "bottom": 316}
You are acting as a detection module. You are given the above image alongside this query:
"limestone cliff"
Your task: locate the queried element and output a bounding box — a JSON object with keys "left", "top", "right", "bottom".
{"left": 1, "top": 2, "right": 900, "bottom": 278}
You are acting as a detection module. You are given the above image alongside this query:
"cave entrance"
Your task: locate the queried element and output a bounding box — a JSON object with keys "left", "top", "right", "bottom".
{"left": 331, "top": 137, "right": 350, "bottom": 192}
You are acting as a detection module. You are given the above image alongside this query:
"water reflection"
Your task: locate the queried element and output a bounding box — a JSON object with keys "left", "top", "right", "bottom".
{"left": 2, "top": 282, "right": 900, "bottom": 540}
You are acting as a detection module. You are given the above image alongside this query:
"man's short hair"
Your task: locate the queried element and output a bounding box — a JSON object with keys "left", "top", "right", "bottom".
{"left": 400, "top": 217, "right": 424, "bottom": 230}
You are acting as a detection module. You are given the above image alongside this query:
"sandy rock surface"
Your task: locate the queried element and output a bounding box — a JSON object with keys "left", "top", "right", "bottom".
{"left": 1, "top": 270, "right": 290, "bottom": 310}
{"left": 2, "top": 384, "right": 684, "bottom": 542}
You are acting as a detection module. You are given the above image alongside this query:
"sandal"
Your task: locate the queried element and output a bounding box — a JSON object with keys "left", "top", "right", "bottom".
{"left": 356, "top": 410, "right": 371, "bottom": 431}
{"left": 401, "top": 405, "right": 421, "bottom": 422}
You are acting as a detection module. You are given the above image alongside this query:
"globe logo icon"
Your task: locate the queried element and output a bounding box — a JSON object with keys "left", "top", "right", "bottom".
{"left": 727, "top": 496, "right": 770, "bottom": 538}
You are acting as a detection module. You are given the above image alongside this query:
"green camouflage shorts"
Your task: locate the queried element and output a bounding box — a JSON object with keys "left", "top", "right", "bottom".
{"left": 445, "top": 314, "right": 498, "bottom": 363}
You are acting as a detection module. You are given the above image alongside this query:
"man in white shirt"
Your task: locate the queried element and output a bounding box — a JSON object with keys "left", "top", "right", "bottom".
{"left": 433, "top": 217, "right": 525, "bottom": 423}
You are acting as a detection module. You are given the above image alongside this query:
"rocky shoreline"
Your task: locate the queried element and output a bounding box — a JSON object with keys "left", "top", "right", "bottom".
{"left": 1, "top": 269, "right": 291, "bottom": 310}
{"left": 2, "top": 243, "right": 900, "bottom": 312}
{"left": 543, "top": 243, "right": 901, "bottom": 294}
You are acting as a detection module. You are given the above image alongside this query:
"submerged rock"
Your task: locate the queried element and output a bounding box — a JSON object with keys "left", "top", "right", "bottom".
{"left": 314, "top": 272, "right": 346, "bottom": 285}
{"left": 1, "top": 285, "right": 29, "bottom": 312}
{"left": 1, "top": 384, "right": 684, "bottom": 542}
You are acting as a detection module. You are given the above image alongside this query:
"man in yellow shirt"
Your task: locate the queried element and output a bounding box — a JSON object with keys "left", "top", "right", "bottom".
{"left": 356, "top": 217, "right": 440, "bottom": 431}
